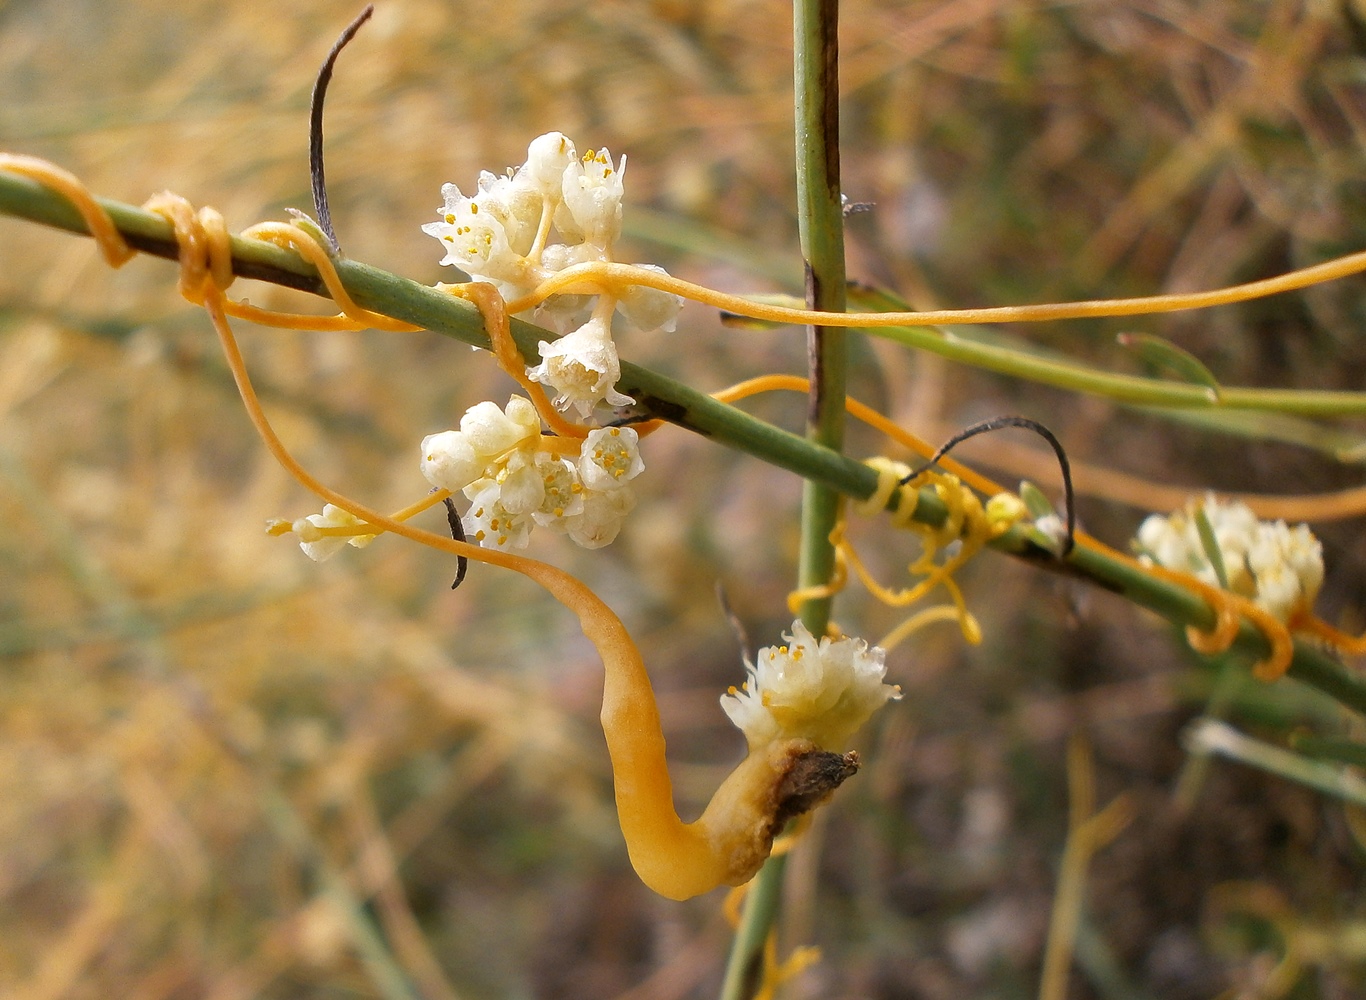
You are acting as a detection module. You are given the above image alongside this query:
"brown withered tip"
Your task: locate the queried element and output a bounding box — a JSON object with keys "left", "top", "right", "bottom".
{"left": 772, "top": 748, "right": 861, "bottom": 829}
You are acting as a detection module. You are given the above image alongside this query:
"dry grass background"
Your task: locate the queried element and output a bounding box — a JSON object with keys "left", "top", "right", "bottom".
{"left": 4, "top": 1, "right": 1366, "bottom": 997}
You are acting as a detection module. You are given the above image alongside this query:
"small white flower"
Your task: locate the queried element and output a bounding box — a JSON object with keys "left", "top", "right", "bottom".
{"left": 526, "top": 315, "right": 635, "bottom": 416}
{"left": 579, "top": 426, "right": 645, "bottom": 491}
{"left": 722, "top": 621, "right": 901, "bottom": 751}
{"left": 617, "top": 265, "right": 683, "bottom": 334}
{"left": 295, "top": 504, "right": 376, "bottom": 562}
{"left": 463, "top": 482, "right": 533, "bottom": 551}
{"left": 556, "top": 147, "right": 625, "bottom": 251}
{"left": 459, "top": 397, "right": 540, "bottom": 456}
{"left": 565, "top": 484, "right": 638, "bottom": 549}
{"left": 427, "top": 132, "right": 686, "bottom": 392}
{"left": 1136, "top": 495, "right": 1323, "bottom": 621}
{"left": 421, "top": 183, "right": 526, "bottom": 287}
{"left": 531, "top": 453, "right": 586, "bottom": 529}
{"left": 523, "top": 131, "right": 578, "bottom": 198}
{"left": 492, "top": 449, "right": 545, "bottom": 515}
{"left": 420, "top": 429, "right": 484, "bottom": 493}
{"left": 473, "top": 168, "right": 543, "bottom": 258}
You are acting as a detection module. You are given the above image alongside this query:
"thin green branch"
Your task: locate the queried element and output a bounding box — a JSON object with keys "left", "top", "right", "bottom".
{"left": 847, "top": 285, "right": 1366, "bottom": 418}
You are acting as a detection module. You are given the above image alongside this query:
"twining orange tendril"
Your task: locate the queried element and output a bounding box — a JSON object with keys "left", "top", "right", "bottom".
{"left": 0, "top": 154, "right": 134, "bottom": 267}
{"left": 264, "top": 487, "right": 452, "bottom": 541}
{"left": 239, "top": 221, "right": 418, "bottom": 333}
{"left": 876, "top": 605, "right": 972, "bottom": 653}
{"left": 435, "top": 281, "right": 587, "bottom": 440}
{"left": 1077, "top": 532, "right": 1294, "bottom": 680}
{"left": 713, "top": 374, "right": 1008, "bottom": 498}
{"left": 503, "top": 254, "right": 1366, "bottom": 332}
{"left": 752, "top": 935, "right": 821, "bottom": 1000}
{"left": 784, "top": 539, "right": 849, "bottom": 611}
{"left": 1292, "top": 613, "right": 1366, "bottom": 658}
{"left": 714, "top": 374, "right": 1297, "bottom": 677}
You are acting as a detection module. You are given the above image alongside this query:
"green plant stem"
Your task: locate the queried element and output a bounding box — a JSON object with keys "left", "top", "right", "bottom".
{"left": 846, "top": 284, "right": 1366, "bottom": 418}
{"left": 3, "top": 172, "right": 1365, "bottom": 712}
{"left": 721, "top": 4, "right": 846, "bottom": 999}
{"left": 792, "top": 0, "right": 849, "bottom": 636}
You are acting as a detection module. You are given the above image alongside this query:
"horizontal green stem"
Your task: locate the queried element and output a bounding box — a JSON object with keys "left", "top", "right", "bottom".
{"left": 3, "top": 169, "right": 1365, "bottom": 715}
{"left": 847, "top": 286, "right": 1366, "bottom": 418}
{"left": 0, "top": 169, "right": 927, "bottom": 520}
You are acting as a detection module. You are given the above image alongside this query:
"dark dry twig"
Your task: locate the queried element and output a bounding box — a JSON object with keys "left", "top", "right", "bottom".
{"left": 903, "top": 415, "right": 1076, "bottom": 556}
{"left": 310, "top": 4, "right": 374, "bottom": 252}
{"left": 442, "top": 497, "right": 469, "bottom": 590}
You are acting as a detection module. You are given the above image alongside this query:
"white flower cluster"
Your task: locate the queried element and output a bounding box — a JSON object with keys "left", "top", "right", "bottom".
{"left": 423, "top": 132, "right": 683, "bottom": 417}
{"left": 419, "top": 395, "right": 645, "bottom": 551}
{"left": 1136, "top": 494, "right": 1324, "bottom": 622}
{"left": 722, "top": 621, "right": 902, "bottom": 751}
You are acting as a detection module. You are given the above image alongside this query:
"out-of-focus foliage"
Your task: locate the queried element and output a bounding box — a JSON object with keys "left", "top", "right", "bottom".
{"left": 3, "top": 1, "right": 1366, "bottom": 997}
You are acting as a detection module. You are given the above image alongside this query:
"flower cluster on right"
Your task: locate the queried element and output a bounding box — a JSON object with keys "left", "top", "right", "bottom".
{"left": 1136, "top": 494, "right": 1324, "bottom": 622}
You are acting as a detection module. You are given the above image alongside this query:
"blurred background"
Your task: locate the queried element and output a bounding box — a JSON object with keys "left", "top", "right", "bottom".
{"left": 4, "top": 1, "right": 1366, "bottom": 997}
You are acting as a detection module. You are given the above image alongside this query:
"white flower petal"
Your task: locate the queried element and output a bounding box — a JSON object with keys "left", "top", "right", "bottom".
{"left": 557, "top": 148, "right": 624, "bottom": 250}
{"left": 565, "top": 486, "right": 637, "bottom": 549}
{"left": 459, "top": 399, "right": 536, "bottom": 456}
{"left": 523, "top": 131, "right": 577, "bottom": 198}
{"left": 420, "top": 430, "right": 483, "bottom": 492}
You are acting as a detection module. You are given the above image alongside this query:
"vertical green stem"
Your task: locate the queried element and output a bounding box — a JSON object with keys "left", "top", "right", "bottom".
{"left": 720, "top": 2, "right": 847, "bottom": 998}
{"left": 794, "top": 0, "right": 849, "bottom": 628}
